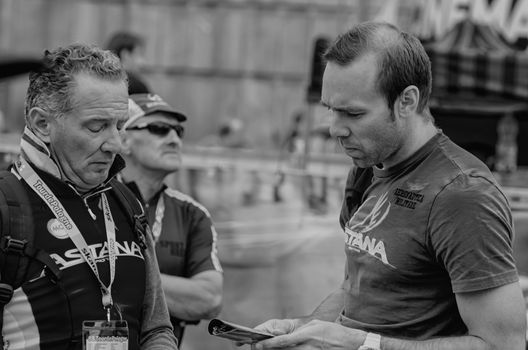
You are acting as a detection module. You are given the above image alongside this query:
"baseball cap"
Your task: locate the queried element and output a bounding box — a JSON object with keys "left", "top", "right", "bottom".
{"left": 0, "top": 54, "right": 42, "bottom": 79}
{"left": 125, "top": 93, "right": 187, "bottom": 129}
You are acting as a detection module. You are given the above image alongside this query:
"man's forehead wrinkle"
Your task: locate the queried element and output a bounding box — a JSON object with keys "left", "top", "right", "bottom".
{"left": 70, "top": 96, "right": 126, "bottom": 109}
{"left": 69, "top": 89, "right": 127, "bottom": 111}
{"left": 68, "top": 74, "right": 127, "bottom": 108}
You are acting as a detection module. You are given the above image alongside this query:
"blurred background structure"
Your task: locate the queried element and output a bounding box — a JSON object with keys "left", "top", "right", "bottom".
{"left": 3, "top": 0, "right": 528, "bottom": 348}
{"left": 1, "top": 0, "right": 528, "bottom": 166}
{"left": 0, "top": 0, "right": 370, "bottom": 144}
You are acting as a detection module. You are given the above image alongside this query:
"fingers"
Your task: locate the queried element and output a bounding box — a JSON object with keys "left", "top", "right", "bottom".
{"left": 253, "top": 334, "right": 298, "bottom": 349}
{"left": 255, "top": 319, "right": 296, "bottom": 335}
{"left": 244, "top": 319, "right": 301, "bottom": 349}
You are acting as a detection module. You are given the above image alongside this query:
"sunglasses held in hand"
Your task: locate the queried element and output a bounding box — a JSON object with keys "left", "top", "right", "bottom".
{"left": 127, "top": 122, "right": 185, "bottom": 138}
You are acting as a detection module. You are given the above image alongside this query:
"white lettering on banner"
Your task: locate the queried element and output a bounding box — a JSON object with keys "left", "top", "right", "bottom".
{"left": 385, "top": 0, "right": 528, "bottom": 44}
{"left": 471, "top": 0, "right": 511, "bottom": 29}
{"left": 405, "top": 0, "right": 469, "bottom": 39}
{"left": 50, "top": 241, "right": 145, "bottom": 270}
{"left": 508, "top": 0, "right": 528, "bottom": 42}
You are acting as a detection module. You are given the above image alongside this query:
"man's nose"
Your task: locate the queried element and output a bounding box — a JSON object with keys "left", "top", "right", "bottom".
{"left": 167, "top": 128, "right": 183, "bottom": 144}
{"left": 329, "top": 114, "right": 351, "bottom": 139}
{"left": 101, "top": 128, "right": 123, "bottom": 154}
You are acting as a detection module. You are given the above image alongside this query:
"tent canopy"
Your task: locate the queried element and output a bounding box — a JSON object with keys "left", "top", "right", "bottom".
{"left": 425, "top": 19, "right": 528, "bottom": 101}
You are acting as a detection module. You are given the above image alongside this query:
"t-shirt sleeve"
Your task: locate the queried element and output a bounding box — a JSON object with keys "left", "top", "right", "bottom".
{"left": 185, "top": 204, "right": 222, "bottom": 277}
{"left": 428, "top": 175, "right": 518, "bottom": 293}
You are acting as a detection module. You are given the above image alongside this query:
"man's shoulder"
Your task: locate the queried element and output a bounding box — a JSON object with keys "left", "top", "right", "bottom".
{"left": 435, "top": 135, "right": 494, "bottom": 175}
{"left": 421, "top": 139, "right": 508, "bottom": 210}
{"left": 0, "top": 169, "right": 31, "bottom": 206}
{"left": 424, "top": 136, "right": 498, "bottom": 189}
{"left": 163, "top": 188, "right": 212, "bottom": 217}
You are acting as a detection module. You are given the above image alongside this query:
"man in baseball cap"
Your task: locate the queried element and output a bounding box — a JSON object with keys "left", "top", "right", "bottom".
{"left": 124, "top": 93, "right": 186, "bottom": 129}
{"left": 121, "top": 92, "right": 223, "bottom": 345}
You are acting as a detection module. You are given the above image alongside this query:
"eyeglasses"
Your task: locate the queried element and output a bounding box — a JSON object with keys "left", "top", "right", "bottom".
{"left": 127, "top": 122, "right": 184, "bottom": 138}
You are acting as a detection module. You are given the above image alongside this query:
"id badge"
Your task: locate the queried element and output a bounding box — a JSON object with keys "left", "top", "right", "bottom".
{"left": 82, "top": 320, "right": 129, "bottom": 350}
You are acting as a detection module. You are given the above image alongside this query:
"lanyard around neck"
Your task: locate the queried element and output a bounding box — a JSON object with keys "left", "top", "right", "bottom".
{"left": 16, "top": 158, "right": 117, "bottom": 311}
{"left": 151, "top": 193, "right": 165, "bottom": 243}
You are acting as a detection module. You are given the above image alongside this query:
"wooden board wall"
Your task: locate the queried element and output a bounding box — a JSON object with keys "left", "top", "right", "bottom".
{"left": 0, "top": 0, "right": 373, "bottom": 147}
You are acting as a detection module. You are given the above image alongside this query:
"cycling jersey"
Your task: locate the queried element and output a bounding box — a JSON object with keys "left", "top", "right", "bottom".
{"left": 126, "top": 182, "right": 222, "bottom": 340}
{"left": 1, "top": 127, "right": 176, "bottom": 350}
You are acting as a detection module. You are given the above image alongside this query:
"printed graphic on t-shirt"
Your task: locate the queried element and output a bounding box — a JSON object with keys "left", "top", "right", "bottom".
{"left": 50, "top": 241, "right": 145, "bottom": 270}
{"left": 157, "top": 240, "right": 185, "bottom": 257}
{"left": 393, "top": 188, "right": 425, "bottom": 210}
{"left": 345, "top": 192, "right": 395, "bottom": 269}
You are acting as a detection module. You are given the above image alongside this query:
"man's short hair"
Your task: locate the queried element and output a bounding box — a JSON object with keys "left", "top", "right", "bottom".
{"left": 25, "top": 43, "right": 127, "bottom": 119}
{"left": 323, "top": 21, "right": 432, "bottom": 113}
{"left": 105, "top": 31, "right": 144, "bottom": 59}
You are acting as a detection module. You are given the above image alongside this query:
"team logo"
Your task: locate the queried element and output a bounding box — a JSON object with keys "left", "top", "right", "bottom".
{"left": 47, "top": 218, "right": 69, "bottom": 239}
{"left": 347, "top": 192, "right": 391, "bottom": 233}
{"left": 345, "top": 192, "right": 395, "bottom": 268}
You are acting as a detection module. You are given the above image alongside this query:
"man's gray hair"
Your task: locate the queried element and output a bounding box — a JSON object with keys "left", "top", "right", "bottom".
{"left": 25, "top": 43, "right": 127, "bottom": 120}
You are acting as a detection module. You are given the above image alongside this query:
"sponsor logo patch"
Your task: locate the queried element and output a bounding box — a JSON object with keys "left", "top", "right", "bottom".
{"left": 47, "top": 218, "right": 69, "bottom": 239}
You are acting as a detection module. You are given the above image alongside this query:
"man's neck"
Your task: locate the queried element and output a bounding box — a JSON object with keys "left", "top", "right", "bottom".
{"left": 407, "top": 122, "right": 438, "bottom": 156}
{"left": 382, "top": 118, "right": 439, "bottom": 169}
{"left": 122, "top": 166, "right": 167, "bottom": 202}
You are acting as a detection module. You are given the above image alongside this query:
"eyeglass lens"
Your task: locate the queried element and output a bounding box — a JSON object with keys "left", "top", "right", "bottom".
{"left": 131, "top": 123, "right": 184, "bottom": 138}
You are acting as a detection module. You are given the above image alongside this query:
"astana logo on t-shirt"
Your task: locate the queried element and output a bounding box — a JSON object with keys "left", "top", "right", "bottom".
{"left": 50, "top": 240, "right": 145, "bottom": 270}
{"left": 345, "top": 192, "right": 395, "bottom": 268}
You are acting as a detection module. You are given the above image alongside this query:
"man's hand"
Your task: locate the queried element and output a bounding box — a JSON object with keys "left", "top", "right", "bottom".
{"left": 254, "top": 318, "right": 297, "bottom": 336}
{"left": 252, "top": 320, "right": 366, "bottom": 350}
{"left": 235, "top": 319, "right": 297, "bottom": 347}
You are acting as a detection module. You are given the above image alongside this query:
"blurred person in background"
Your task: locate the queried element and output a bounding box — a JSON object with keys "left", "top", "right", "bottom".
{"left": 305, "top": 123, "right": 333, "bottom": 214}
{"left": 120, "top": 93, "right": 223, "bottom": 345}
{"left": 105, "top": 31, "right": 150, "bottom": 94}
{"left": 196, "top": 117, "right": 262, "bottom": 207}
{"left": 0, "top": 44, "right": 177, "bottom": 349}
{"left": 251, "top": 21, "right": 525, "bottom": 350}
{"left": 272, "top": 111, "right": 305, "bottom": 203}
{"left": 216, "top": 118, "right": 262, "bottom": 206}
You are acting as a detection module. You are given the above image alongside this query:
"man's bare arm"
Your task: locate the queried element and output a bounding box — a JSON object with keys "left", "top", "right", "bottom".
{"left": 161, "top": 270, "right": 223, "bottom": 321}
{"left": 254, "top": 282, "right": 526, "bottom": 350}
{"left": 376, "top": 282, "right": 526, "bottom": 350}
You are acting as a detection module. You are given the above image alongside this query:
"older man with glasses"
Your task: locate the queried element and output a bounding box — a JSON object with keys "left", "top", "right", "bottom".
{"left": 120, "top": 93, "right": 223, "bottom": 345}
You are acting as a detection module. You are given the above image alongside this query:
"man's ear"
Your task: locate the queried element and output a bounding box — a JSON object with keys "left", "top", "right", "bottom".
{"left": 120, "top": 132, "right": 132, "bottom": 155}
{"left": 27, "top": 107, "right": 53, "bottom": 143}
{"left": 397, "top": 85, "right": 420, "bottom": 117}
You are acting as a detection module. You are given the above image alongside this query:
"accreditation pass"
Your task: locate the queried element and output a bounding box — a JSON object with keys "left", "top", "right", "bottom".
{"left": 83, "top": 320, "right": 129, "bottom": 350}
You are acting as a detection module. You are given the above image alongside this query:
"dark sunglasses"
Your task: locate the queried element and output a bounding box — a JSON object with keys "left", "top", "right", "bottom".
{"left": 127, "top": 122, "right": 184, "bottom": 138}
